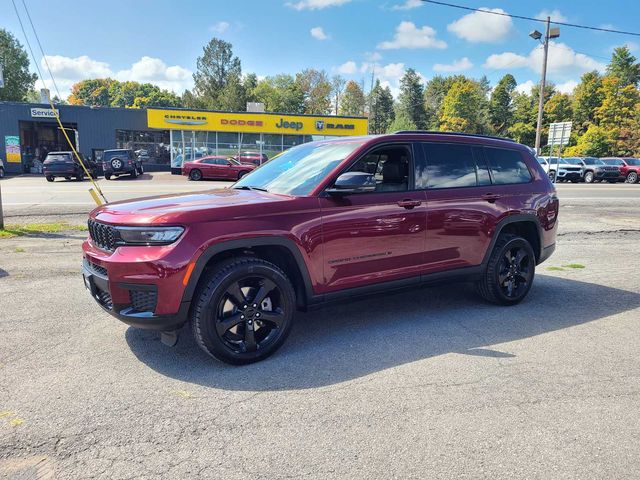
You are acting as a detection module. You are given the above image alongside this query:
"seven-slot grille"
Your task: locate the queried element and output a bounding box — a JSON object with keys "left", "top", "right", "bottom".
{"left": 88, "top": 219, "right": 117, "bottom": 251}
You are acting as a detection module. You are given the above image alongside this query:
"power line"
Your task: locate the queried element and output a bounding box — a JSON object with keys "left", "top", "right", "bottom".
{"left": 421, "top": 0, "right": 640, "bottom": 37}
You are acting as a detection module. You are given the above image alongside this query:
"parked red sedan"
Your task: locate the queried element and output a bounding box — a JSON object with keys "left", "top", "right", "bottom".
{"left": 182, "top": 156, "right": 255, "bottom": 181}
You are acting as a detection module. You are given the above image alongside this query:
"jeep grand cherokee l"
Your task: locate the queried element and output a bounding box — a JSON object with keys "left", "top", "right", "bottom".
{"left": 82, "top": 132, "right": 558, "bottom": 365}
{"left": 43, "top": 151, "right": 99, "bottom": 181}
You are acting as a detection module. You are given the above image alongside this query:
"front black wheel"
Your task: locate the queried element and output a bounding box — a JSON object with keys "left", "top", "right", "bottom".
{"left": 189, "top": 169, "right": 202, "bottom": 181}
{"left": 191, "top": 257, "right": 295, "bottom": 365}
{"left": 477, "top": 234, "right": 535, "bottom": 306}
{"left": 584, "top": 171, "right": 594, "bottom": 183}
{"left": 46, "top": 176, "right": 54, "bottom": 182}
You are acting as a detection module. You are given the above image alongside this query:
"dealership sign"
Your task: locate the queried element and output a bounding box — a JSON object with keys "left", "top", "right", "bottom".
{"left": 30, "top": 107, "right": 59, "bottom": 119}
{"left": 147, "top": 109, "right": 368, "bottom": 136}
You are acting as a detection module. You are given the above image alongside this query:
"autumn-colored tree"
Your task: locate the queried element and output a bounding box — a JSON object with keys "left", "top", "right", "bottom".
{"left": 339, "top": 80, "right": 366, "bottom": 116}
{"left": 439, "top": 79, "right": 489, "bottom": 133}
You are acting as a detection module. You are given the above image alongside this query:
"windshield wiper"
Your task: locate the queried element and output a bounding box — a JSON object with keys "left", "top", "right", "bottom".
{"left": 233, "top": 185, "right": 269, "bottom": 192}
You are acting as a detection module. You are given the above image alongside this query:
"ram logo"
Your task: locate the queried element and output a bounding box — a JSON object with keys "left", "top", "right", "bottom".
{"left": 315, "top": 120, "right": 325, "bottom": 130}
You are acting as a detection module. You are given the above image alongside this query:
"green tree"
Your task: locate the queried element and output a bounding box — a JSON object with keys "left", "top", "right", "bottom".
{"left": 607, "top": 46, "right": 640, "bottom": 87}
{"left": 507, "top": 122, "right": 536, "bottom": 145}
{"left": 397, "top": 68, "right": 427, "bottom": 129}
{"left": 387, "top": 109, "right": 416, "bottom": 133}
{"left": 544, "top": 93, "right": 573, "bottom": 125}
{"left": 572, "top": 71, "right": 603, "bottom": 134}
{"left": 68, "top": 79, "right": 115, "bottom": 106}
{"left": 563, "top": 125, "right": 614, "bottom": 157}
{"left": 339, "top": 80, "right": 366, "bottom": 116}
{"left": 368, "top": 80, "right": 395, "bottom": 134}
{"left": 0, "top": 29, "right": 38, "bottom": 101}
{"left": 489, "top": 74, "right": 517, "bottom": 134}
{"left": 192, "top": 37, "right": 242, "bottom": 109}
{"left": 243, "top": 73, "right": 258, "bottom": 103}
{"left": 295, "top": 69, "right": 332, "bottom": 114}
{"left": 439, "top": 78, "right": 489, "bottom": 133}
{"left": 595, "top": 75, "right": 640, "bottom": 155}
{"left": 252, "top": 74, "right": 304, "bottom": 113}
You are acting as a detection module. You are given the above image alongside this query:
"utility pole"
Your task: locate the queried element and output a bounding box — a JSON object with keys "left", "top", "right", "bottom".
{"left": 531, "top": 17, "right": 559, "bottom": 155}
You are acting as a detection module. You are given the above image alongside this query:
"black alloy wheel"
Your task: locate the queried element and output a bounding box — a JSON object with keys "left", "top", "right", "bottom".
{"left": 192, "top": 257, "right": 295, "bottom": 364}
{"left": 477, "top": 234, "right": 535, "bottom": 305}
{"left": 46, "top": 175, "right": 54, "bottom": 182}
{"left": 237, "top": 170, "right": 247, "bottom": 180}
{"left": 189, "top": 169, "right": 202, "bottom": 181}
{"left": 548, "top": 171, "right": 556, "bottom": 182}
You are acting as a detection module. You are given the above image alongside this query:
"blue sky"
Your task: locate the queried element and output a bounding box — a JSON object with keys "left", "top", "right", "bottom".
{"left": 4, "top": 0, "right": 639, "bottom": 99}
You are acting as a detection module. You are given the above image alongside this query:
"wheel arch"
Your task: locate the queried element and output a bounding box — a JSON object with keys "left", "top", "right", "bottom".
{"left": 182, "top": 237, "right": 314, "bottom": 310}
{"left": 482, "top": 215, "right": 543, "bottom": 265}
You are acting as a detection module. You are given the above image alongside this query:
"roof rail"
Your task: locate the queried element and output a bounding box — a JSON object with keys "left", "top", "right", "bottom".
{"left": 393, "top": 130, "right": 516, "bottom": 142}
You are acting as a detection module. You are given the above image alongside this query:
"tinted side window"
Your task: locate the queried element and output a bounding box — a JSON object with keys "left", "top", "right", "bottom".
{"left": 473, "top": 147, "right": 492, "bottom": 186}
{"left": 416, "top": 143, "right": 477, "bottom": 189}
{"left": 485, "top": 148, "right": 532, "bottom": 184}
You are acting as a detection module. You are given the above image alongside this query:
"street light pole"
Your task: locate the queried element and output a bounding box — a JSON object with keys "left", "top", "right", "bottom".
{"left": 534, "top": 16, "right": 551, "bottom": 156}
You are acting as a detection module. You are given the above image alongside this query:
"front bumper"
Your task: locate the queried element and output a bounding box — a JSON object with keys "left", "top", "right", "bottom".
{"left": 82, "top": 259, "right": 189, "bottom": 330}
{"left": 557, "top": 170, "right": 582, "bottom": 180}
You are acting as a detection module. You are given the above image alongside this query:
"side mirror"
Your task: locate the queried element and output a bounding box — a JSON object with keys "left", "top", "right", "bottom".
{"left": 326, "top": 172, "right": 376, "bottom": 195}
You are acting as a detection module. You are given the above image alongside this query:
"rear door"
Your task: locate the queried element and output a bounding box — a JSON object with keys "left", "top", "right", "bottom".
{"left": 417, "top": 142, "right": 506, "bottom": 272}
{"left": 319, "top": 143, "right": 427, "bottom": 292}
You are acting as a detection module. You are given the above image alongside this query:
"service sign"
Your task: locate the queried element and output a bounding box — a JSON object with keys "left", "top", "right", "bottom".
{"left": 147, "top": 109, "right": 368, "bottom": 136}
{"left": 31, "top": 107, "right": 59, "bottom": 119}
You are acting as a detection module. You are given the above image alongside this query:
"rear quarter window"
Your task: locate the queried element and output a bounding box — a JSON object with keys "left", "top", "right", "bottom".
{"left": 484, "top": 147, "right": 532, "bottom": 184}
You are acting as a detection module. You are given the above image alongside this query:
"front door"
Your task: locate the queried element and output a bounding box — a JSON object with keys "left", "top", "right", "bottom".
{"left": 319, "top": 144, "right": 427, "bottom": 293}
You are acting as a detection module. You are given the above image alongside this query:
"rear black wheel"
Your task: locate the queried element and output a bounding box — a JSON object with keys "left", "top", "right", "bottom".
{"left": 477, "top": 234, "right": 535, "bottom": 306}
{"left": 105, "top": 173, "right": 112, "bottom": 180}
{"left": 191, "top": 257, "right": 295, "bottom": 365}
{"left": 131, "top": 167, "right": 138, "bottom": 179}
{"left": 76, "top": 172, "right": 84, "bottom": 181}
{"left": 46, "top": 176, "right": 54, "bottom": 182}
{"left": 189, "top": 169, "right": 202, "bottom": 181}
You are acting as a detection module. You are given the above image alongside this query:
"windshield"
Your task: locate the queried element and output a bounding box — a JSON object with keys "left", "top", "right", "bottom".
{"left": 537, "top": 157, "right": 547, "bottom": 165}
{"left": 229, "top": 158, "right": 241, "bottom": 165}
{"left": 562, "top": 158, "right": 583, "bottom": 165}
{"left": 625, "top": 158, "right": 640, "bottom": 166}
{"left": 583, "top": 158, "right": 604, "bottom": 165}
{"left": 234, "top": 141, "right": 364, "bottom": 195}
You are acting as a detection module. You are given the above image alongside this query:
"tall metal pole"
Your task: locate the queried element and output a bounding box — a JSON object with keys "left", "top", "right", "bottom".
{"left": 0, "top": 180, "right": 4, "bottom": 230}
{"left": 534, "top": 17, "right": 551, "bottom": 155}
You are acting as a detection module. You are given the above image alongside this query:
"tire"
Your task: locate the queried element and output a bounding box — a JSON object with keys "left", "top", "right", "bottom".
{"left": 189, "top": 169, "right": 202, "bottom": 181}
{"left": 547, "top": 171, "right": 556, "bottom": 182}
{"left": 477, "top": 234, "right": 536, "bottom": 306}
{"left": 131, "top": 168, "right": 138, "bottom": 179}
{"left": 105, "top": 173, "right": 112, "bottom": 180}
{"left": 0, "top": 167, "right": 4, "bottom": 179}
{"left": 76, "top": 173, "right": 84, "bottom": 181}
{"left": 237, "top": 170, "right": 247, "bottom": 180}
{"left": 65, "top": 176, "right": 71, "bottom": 181}
{"left": 111, "top": 158, "right": 123, "bottom": 171}
{"left": 191, "top": 256, "right": 296, "bottom": 365}
{"left": 626, "top": 171, "right": 638, "bottom": 183}
{"left": 46, "top": 175, "right": 54, "bottom": 182}
{"left": 583, "top": 171, "right": 594, "bottom": 183}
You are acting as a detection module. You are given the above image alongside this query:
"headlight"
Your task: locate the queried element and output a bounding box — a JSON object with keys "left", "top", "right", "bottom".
{"left": 115, "top": 226, "right": 184, "bottom": 246}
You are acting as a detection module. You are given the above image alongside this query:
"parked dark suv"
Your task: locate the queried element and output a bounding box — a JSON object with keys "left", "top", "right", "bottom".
{"left": 43, "top": 151, "right": 99, "bottom": 182}
{"left": 103, "top": 149, "right": 143, "bottom": 180}
{"left": 82, "top": 132, "right": 558, "bottom": 364}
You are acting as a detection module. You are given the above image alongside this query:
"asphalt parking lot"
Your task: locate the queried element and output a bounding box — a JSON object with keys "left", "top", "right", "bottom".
{"left": 1, "top": 175, "right": 640, "bottom": 479}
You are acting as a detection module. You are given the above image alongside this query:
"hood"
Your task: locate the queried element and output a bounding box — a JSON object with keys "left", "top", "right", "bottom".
{"left": 91, "top": 188, "right": 293, "bottom": 225}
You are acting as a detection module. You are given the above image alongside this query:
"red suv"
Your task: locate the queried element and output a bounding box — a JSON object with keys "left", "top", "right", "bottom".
{"left": 82, "top": 132, "right": 558, "bottom": 364}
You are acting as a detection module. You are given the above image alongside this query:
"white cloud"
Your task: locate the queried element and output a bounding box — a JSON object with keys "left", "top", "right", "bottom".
{"left": 433, "top": 57, "right": 473, "bottom": 72}
{"left": 360, "top": 61, "right": 408, "bottom": 98}
{"left": 210, "top": 21, "right": 230, "bottom": 34}
{"left": 116, "top": 56, "right": 193, "bottom": 93}
{"left": 286, "top": 0, "right": 351, "bottom": 10}
{"left": 310, "top": 26, "right": 329, "bottom": 40}
{"left": 35, "top": 54, "right": 193, "bottom": 99}
{"left": 391, "top": 0, "right": 422, "bottom": 10}
{"left": 336, "top": 60, "right": 358, "bottom": 74}
{"left": 365, "top": 51, "right": 382, "bottom": 62}
{"left": 515, "top": 80, "right": 535, "bottom": 94}
{"left": 535, "top": 9, "right": 568, "bottom": 22}
{"left": 484, "top": 42, "right": 606, "bottom": 76}
{"left": 556, "top": 80, "right": 578, "bottom": 94}
{"left": 447, "top": 8, "right": 513, "bottom": 43}
{"left": 378, "top": 21, "right": 446, "bottom": 50}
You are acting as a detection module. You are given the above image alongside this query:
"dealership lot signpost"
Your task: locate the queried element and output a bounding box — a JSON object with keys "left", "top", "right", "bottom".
{"left": 548, "top": 121, "right": 572, "bottom": 183}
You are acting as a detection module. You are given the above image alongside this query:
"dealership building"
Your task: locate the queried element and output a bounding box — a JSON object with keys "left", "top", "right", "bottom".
{"left": 0, "top": 102, "right": 369, "bottom": 175}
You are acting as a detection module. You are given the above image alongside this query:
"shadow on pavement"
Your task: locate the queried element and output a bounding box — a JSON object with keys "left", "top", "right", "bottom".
{"left": 125, "top": 275, "right": 640, "bottom": 391}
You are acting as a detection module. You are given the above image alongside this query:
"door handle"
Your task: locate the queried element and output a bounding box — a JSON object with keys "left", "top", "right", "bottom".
{"left": 397, "top": 199, "right": 422, "bottom": 209}
{"left": 481, "top": 193, "right": 502, "bottom": 203}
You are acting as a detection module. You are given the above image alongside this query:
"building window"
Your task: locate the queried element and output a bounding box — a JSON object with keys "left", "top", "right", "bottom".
{"left": 116, "top": 129, "right": 170, "bottom": 166}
